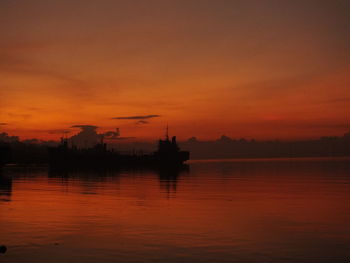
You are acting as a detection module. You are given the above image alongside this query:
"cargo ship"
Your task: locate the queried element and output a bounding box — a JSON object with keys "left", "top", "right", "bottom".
{"left": 0, "top": 143, "right": 11, "bottom": 168}
{"left": 48, "top": 132, "right": 190, "bottom": 168}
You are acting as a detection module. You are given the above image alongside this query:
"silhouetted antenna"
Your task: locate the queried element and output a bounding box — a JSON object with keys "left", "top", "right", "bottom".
{"left": 166, "top": 124, "right": 169, "bottom": 140}
{"left": 62, "top": 130, "right": 69, "bottom": 140}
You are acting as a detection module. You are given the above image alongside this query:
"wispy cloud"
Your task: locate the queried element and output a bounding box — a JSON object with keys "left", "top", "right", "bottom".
{"left": 71, "top": 125, "right": 98, "bottom": 130}
{"left": 136, "top": 120, "right": 149, "bottom": 125}
{"left": 112, "top": 114, "right": 160, "bottom": 120}
{"left": 0, "top": 41, "right": 97, "bottom": 103}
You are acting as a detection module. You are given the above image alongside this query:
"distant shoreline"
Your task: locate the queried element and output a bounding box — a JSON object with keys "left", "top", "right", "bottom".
{"left": 189, "top": 156, "right": 350, "bottom": 163}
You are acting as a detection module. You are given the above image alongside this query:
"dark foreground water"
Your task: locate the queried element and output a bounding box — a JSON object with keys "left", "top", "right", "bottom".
{"left": 1, "top": 158, "right": 350, "bottom": 263}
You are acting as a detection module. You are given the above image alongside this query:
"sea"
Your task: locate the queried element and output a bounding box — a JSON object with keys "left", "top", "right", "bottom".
{"left": 1, "top": 158, "right": 350, "bottom": 263}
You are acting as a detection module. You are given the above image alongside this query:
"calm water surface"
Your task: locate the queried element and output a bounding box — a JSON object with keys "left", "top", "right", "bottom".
{"left": 1, "top": 159, "right": 350, "bottom": 263}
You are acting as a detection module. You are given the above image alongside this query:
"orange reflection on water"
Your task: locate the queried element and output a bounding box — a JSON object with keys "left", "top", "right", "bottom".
{"left": 1, "top": 160, "right": 350, "bottom": 262}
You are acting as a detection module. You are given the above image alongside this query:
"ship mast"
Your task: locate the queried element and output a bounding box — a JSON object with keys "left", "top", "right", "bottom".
{"left": 165, "top": 124, "right": 169, "bottom": 141}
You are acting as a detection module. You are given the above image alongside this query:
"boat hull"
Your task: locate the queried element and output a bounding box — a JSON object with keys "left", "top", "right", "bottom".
{"left": 48, "top": 148, "right": 190, "bottom": 169}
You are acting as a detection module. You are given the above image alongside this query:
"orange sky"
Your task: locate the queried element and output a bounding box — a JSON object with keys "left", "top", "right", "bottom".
{"left": 1, "top": 0, "right": 350, "bottom": 141}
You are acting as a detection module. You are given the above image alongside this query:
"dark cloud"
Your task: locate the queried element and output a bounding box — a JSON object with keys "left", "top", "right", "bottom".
{"left": 67, "top": 125, "right": 134, "bottom": 147}
{"left": 136, "top": 120, "right": 149, "bottom": 125}
{"left": 103, "top": 128, "right": 135, "bottom": 140}
{"left": 0, "top": 132, "right": 19, "bottom": 142}
{"left": 0, "top": 123, "right": 7, "bottom": 125}
{"left": 69, "top": 125, "right": 100, "bottom": 148}
{"left": 112, "top": 115, "right": 160, "bottom": 120}
{"left": 71, "top": 125, "right": 98, "bottom": 130}
{"left": 103, "top": 129, "right": 120, "bottom": 139}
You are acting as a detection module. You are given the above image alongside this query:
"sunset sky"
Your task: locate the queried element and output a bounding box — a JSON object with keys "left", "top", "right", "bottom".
{"left": 1, "top": 0, "right": 349, "bottom": 141}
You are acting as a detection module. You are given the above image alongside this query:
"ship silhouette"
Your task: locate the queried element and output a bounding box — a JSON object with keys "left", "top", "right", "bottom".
{"left": 48, "top": 129, "right": 190, "bottom": 168}
{"left": 0, "top": 143, "right": 11, "bottom": 168}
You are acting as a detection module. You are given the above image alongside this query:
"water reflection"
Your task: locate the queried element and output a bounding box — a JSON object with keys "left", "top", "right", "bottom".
{"left": 48, "top": 165, "right": 189, "bottom": 198}
{"left": 1, "top": 159, "right": 350, "bottom": 263}
{"left": 0, "top": 173, "right": 12, "bottom": 202}
{"left": 158, "top": 165, "right": 189, "bottom": 198}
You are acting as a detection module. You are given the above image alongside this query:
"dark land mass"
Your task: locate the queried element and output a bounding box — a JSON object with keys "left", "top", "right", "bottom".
{"left": 1, "top": 132, "right": 350, "bottom": 165}
{"left": 181, "top": 133, "right": 350, "bottom": 159}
